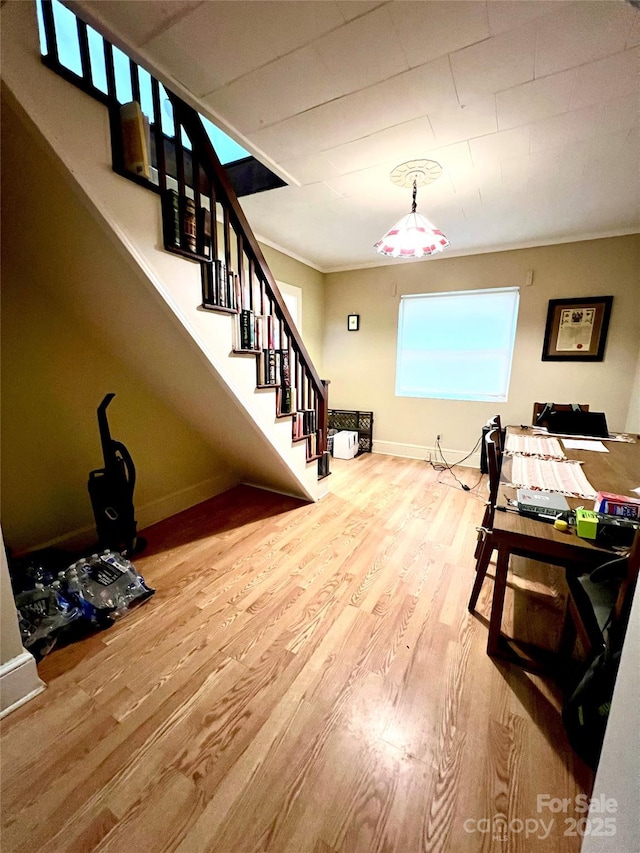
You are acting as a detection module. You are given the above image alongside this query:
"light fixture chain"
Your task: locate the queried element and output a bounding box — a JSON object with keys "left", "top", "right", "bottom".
{"left": 412, "top": 179, "right": 417, "bottom": 214}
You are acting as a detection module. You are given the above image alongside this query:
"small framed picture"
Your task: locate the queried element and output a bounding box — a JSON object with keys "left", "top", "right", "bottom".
{"left": 542, "top": 296, "right": 613, "bottom": 361}
{"left": 347, "top": 314, "right": 359, "bottom": 331}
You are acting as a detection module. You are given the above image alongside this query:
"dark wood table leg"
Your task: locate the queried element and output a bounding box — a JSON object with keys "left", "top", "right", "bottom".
{"left": 487, "top": 545, "right": 509, "bottom": 657}
{"left": 486, "top": 541, "right": 559, "bottom": 674}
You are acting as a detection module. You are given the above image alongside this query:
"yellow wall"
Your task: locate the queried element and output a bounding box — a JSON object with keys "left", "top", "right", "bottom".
{"left": 1, "top": 264, "right": 235, "bottom": 553}
{"left": 261, "top": 244, "right": 326, "bottom": 376}
{"left": 209, "top": 225, "right": 326, "bottom": 376}
{"left": 626, "top": 351, "right": 640, "bottom": 434}
{"left": 323, "top": 236, "right": 640, "bottom": 459}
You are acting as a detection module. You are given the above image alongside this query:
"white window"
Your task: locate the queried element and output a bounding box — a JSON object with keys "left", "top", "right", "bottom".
{"left": 395, "top": 287, "right": 520, "bottom": 402}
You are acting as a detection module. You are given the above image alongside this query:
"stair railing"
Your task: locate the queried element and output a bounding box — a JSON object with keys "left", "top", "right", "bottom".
{"left": 36, "top": 0, "right": 328, "bottom": 465}
{"left": 167, "top": 92, "right": 328, "bottom": 462}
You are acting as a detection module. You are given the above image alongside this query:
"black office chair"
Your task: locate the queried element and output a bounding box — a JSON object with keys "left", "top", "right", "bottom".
{"left": 489, "top": 414, "right": 505, "bottom": 451}
{"left": 560, "top": 533, "right": 639, "bottom": 767}
{"left": 562, "top": 533, "right": 639, "bottom": 662}
{"left": 532, "top": 402, "right": 589, "bottom": 427}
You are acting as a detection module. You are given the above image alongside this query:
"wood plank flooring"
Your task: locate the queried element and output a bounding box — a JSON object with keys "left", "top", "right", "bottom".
{"left": 1, "top": 454, "right": 593, "bottom": 852}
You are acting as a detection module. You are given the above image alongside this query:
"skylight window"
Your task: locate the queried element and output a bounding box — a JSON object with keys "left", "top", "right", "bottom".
{"left": 201, "top": 116, "right": 250, "bottom": 165}
{"left": 36, "top": 0, "right": 250, "bottom": 166}
{"left": 35, "top": 0, "right": 47, "bottom": 56}
{"left": 86, "top": 25, "right": 108, "bottom": 94}
{"left": 112, "top": 44, "right": 133, "bottom": 104}
{"left": 51, "top": 0, "right": 82, "bottom": 74}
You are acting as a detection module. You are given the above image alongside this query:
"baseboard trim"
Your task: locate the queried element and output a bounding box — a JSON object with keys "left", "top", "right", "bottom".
{"left": 0, "top": 651, "right": 46, "bottom": 718}
{"left": 373, "top": 440, "right": 481, "bottom": 470}
{"left": 136, "top": 474, "right": 238, "bottom": 530}
{"left": 22, "top": 475, "right": 238, "bottom": 555}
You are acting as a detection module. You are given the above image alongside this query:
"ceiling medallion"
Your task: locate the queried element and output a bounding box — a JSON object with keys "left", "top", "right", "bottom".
{"left": 390, "top": 159, "right": 443, "bottom": 189}
{"left": 375, "top": 159, "right": 449, "bottom": 258}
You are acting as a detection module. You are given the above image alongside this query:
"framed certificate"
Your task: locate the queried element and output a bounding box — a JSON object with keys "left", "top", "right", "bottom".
{"left": 542, "top": 296, "right": 613, "bottom": 361}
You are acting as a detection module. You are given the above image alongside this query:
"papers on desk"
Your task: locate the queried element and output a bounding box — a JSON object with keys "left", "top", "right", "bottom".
{"left": 533, "top": 427, "right": 635, "bottom": 443}
{"left": 562, "top": 439, "right": 609, "bottom": 453}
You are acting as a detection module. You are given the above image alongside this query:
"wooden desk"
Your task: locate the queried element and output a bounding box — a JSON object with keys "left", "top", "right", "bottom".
{"left": 487, "top": 427, "right": 640, "bottom": 670}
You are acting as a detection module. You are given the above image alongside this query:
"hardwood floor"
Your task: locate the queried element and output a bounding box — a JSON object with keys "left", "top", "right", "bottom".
{"left": 1, "top": 454, "right": 593, "bottom": 852}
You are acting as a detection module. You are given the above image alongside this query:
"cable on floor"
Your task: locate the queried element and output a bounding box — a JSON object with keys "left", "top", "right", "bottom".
{"left": 429, "top": 435, "right": 484, "bottom": 494}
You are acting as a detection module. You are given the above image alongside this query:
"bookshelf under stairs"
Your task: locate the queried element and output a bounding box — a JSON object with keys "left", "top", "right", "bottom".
{"left": 32, "top": 0, "right": 329, "bottom": 482}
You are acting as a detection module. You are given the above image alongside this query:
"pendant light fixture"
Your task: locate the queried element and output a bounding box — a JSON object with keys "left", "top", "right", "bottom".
{"left": 374, "top": 159, "right": 449, "bottom": 259}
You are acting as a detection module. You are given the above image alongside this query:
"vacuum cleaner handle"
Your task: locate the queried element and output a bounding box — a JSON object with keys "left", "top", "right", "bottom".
{"left": 112, "top": 440, "right": 136, "bottom": 495}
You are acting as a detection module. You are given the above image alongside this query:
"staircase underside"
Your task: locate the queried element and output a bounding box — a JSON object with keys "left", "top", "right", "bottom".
{"left": 1, "top": 1, "right": 324, "bottom": 511}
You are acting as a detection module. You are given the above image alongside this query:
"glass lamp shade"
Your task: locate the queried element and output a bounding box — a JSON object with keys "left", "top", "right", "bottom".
{"left": 374, "top": 211, "right": 449, "bottom": 258}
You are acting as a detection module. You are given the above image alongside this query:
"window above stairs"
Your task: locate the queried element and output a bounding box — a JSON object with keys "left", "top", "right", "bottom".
{"left": 35, "top": 0, "right": 286, "bottom": 198}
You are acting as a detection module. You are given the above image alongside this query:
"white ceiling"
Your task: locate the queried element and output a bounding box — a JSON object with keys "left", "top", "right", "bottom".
{"left": 72, "top": 0, "right": 640, "bottom": 271}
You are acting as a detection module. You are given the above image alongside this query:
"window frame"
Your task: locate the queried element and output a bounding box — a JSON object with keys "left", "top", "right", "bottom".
{"left": 395, "top": 286, "right": 520, "bottom": 403}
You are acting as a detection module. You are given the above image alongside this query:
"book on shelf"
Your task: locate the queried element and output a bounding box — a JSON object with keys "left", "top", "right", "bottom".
{"left": 279, "top": 386, "right": 296, "bottom": 415}
{"left": 120, "top": 101, "right": 150, "bottom": 179}
{"left": 308, "top": 433, "right": 317, "bottom": 458}
{"left": 280, "top": 348, "right": 291, "bottom": 388}
{"left": 226, "top": 270, "right": 236, "bottom": 310}
{"left": 292, "top": 411, "right": 304, "bottom": 440}
{"left": 162, "top": 189, "right": 181, "bottom": 250}
{"left": 304, "top": 408, "right": 316, "bottom": 435}
{"left": 266, "top": 314, "right": 276, "bottom": 350}
{"left": 254, "top": 315, "right": 266, "bottom": 351}
{"left": 201, "top": 261, "right": 215, "bottom": 305}
{"left": 197, "top": 207, "right": 212, "bottom": 259}
{"left": 292, "top": 409, "right": 315, "bottom": 439}
{"left": 265, "top": 349, "right": 278, "bottom": 385}
{"left": 215, "top": 261, "right": 227, "bottom": 307}
{"left": 239, "top": 309, "right": 255, "bottom": 350}
{"left": 233, "top": 275, "right": 241, "bottom": 314}
{"left": 182, "top": 197, "right": 197, "bottom": 253}
{"left": 255, "top": 350, "right": 279, "bottom": 386}
{"left": 318, "top": 450, "right": 331, "bottom": 478}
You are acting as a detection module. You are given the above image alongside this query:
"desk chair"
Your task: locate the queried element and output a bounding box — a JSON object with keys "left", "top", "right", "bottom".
{"left": 560, "top": 535, "right": 639, "bottom": 768}
{"left": 563, "top": 532, "right": 640, "bottom": 662}
{"left": 489, "top": 414, "right": 505, "bottom": 451}
{"left": 471, "top": 428, "right": 503, "bottom": 597}
{"left": 475, "top": 417, "right": 503, "bottom": 562}
{"left": 468, "top": 429, "right": 574, "bottom": 631}
{"left": 532, "top": 402, "right": 589, "bottom": 426}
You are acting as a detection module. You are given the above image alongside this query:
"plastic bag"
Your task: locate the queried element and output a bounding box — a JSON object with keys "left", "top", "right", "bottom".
{"left": 11, "top": 548, "right": 155, "bottom": 659}
{"left": 15, "top": 584, "right": 83, "bottom": 659}
{"left": 64, "top": 550, "right": 154, "bottom": 623}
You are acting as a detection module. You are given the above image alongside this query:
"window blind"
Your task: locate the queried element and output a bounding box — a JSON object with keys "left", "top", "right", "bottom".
{"left": 395, "top": 287, "right": 520, "bottom": 402}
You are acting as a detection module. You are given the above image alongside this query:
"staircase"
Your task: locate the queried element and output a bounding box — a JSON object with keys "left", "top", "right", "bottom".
{"left": 2, "top": 0, "right": 329, "bottom": 506}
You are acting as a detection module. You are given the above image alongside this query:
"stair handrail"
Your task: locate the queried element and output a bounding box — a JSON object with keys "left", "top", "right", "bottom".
{"left": 167, "top": 92, "right": 328, "bottom": 453}
{"left": 36, "top": 0, "right": 328, "bottom": 463}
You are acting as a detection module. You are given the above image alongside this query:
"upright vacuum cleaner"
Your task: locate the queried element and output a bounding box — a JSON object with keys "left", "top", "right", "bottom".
{"left": 88, "top": 394, "right": 146, "bottom": 556}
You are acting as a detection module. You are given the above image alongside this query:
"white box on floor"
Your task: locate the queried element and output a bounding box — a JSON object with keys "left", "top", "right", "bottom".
{"left": 332, "top": 430, "right": 358, "bottom": 459}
